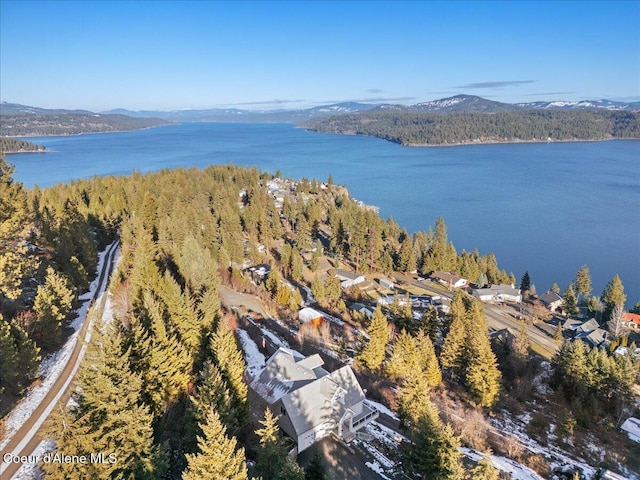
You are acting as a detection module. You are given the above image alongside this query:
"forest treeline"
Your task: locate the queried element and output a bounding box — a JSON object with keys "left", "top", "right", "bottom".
{"left": 0, "top": 113, "right": 170, "bottom": 136}
{"left": 307, "top": 109, "right": 640, "bottom": 145}
{"left": 1, "top": 157, "right": 638, "bottom": 478}
{"left": 0, "top": 137, "right": 46, "bottom": 153}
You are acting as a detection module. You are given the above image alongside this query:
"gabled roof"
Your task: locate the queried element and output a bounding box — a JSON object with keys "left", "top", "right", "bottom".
{"left": 251, "top": 347, "right": 329, "bottom": 404}
{"left": 575, "top": 327, "right": 608, "bottom": 347}
{"left": 473, "top": 284, "right": 521, "bottom": 297}
{"left": 575, "top": 318, "right": 599, "bottom": 333}
{"left": 299, "top": 307, "right": 324, "bottom": 322}
{"left": 280, "top": 365, "right": 365, "bottom": 436}
{"left": 429, "top": 271, "right": 466, "bottom": 284}
{"left": 335, "top": 269, "right": 364, "bottom": 281}
{"left": 539, "top": 290, "right": 563, "bottom": 306}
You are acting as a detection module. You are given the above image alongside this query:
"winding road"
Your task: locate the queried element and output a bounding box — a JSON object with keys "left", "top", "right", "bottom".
{"left": 0, "top": 241, "right": 119, "bottom": 479}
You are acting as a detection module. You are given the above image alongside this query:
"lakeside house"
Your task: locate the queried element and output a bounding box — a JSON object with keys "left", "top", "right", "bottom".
{"left": 334, "top": 269, "right": 365, "bottom": 289}
{"left": 429, "top": 271, "right": 468, "bottom": 289}
{"left": 251, "top": 347, "right": 378, "bottom": 453}
{"left": 349, "top": 302, "right": 374, "bottom": 319}
{"left": 622, "top": 312, "right": 640, "bottom": 332}
{"left": 472, "top": 284, "right": 522, "bottom": 303}
{"left": 539, "top": 290, "right": 564, "bottom": 312}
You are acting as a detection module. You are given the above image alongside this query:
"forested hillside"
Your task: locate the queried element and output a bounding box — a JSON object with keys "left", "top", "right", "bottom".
{"left": 2, "top": 158, "right": 638, "bottom": 479}
{"left": 0, "top": 113, "right": 170, "bottom": 136}
{"left": 307, "top": 110, "right": 640, "bottom": 146}
{"left": 0, "top": 137, "right": 46, "bottom": 153}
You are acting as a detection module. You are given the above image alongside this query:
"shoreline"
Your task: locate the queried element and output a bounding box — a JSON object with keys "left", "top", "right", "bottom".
{"left": 1, "top": 122, "right": 174, "bottom": 139}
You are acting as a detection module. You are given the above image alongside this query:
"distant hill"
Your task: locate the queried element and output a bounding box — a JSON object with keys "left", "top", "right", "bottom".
{"left": 102, "top": 102, "right": 378, "bottom": 123}
{"left": 373, "top": 94, "right": 640, "bottom": 114}
{"left": 306, "top": 109, "right": 640, "bottom": 146}
{"left": 0, "top": 103, "right": 172, "bottom": 136}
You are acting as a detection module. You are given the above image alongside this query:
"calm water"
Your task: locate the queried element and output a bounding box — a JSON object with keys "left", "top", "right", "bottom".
{"left": 11, "top": 123, "right": 640, "bottom": 307}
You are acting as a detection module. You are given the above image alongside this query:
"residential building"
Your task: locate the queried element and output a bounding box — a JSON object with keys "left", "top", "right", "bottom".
{"left": 251, "top": 347, "right": 378, "bottom": 453}
{"left": 299, "top": 307, "right": 324, "bottom": 326}
{"left": 539, "top": 290, "right": 564, "bottom": 312}
{"left": 622, "top": 312, "right": 640, "bottom": 332}
{"left": 248, "top": 263, "right": 271, "bottom": 283}
{"left": 472, "top": 284, "right": 522, "bottom": 303}
{"left": 429, "top": 271, "right": 468, "bottom": 289}
{"left": 335, "top": 269, "right": 365, "bottom": 289}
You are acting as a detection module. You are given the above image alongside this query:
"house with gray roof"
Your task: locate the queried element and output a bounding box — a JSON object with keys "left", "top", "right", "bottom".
{"left": 250, "top": 347, "right": 378, "bottom": 453}
{"left": 334, "top": 269, "right": 365, "bottom": 289}
{"left": 539, "top": 290, "right": 564, "bottom": 312}
{"left": 472, "top": 284, "right": 522, "bottom": 303}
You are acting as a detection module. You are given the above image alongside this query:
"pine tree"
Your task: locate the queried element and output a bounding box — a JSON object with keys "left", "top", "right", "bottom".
{"left": 471, "top": 453, "right": 499, "bottom": 480}
{"left": 33, "top": 266, "right": 75, "bottom": 349}
{"left": 304, "top": 448, "right": 329, "bottom": 480}
{"left": 192, "top": 360, "right": 239, "bottom": 437}
{"left": 0, "top": 158, "right": 33, "bottom": 304}
{"left": 356, "top": 305, "right": 389, "bottom": 370}
{"left": 440, "top": 311, "right": 467, "bottom": 377}
{"left": 520, "top": 271, "right": 531, "bottom": 293}
{"left": 255, "top": 408, "right": 290, "bottom": 479}
{"left": 182, "top": 409, "right": 248, "bottom": 480}
{"left": 210, "top": 321, "right": 249, "bottom": 427}
{"left": 563, "top": 283, "right": 579, "bottom": 316}
{"left": 416, "top": 330, "right": 442, "bottom": 387}
{"left": 574, "top": 264, "right": 592, "bottom": 302}
{"left": 601, "top": 274, "right": 627, "bottom": 322}
{"left": 401, "top": 394, "right": 464, "bottom": 480}
{"left": 387, "top": 329, "right": 420, "bottom": 380}
{"left": 42, "top": 325, "right": 166, "bottom": 479}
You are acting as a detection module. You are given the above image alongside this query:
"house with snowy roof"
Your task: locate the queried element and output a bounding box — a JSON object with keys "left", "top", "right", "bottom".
{"left": 429, "top": 271, "right": 468, "bottom": 289}
{"left": 472, "top": 284, "right": 522, "bottom": 303}
{"left": 334, "top": 269, "right": 365, "bottom": 289}
{"left": 250, "top": 347, "right": 378, "bottom": 453}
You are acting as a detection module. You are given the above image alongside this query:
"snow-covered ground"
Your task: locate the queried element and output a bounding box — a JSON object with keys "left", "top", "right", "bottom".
{"left": 237, "top": 329, "right": 266, "bottom": 379}
{"left": 259, "top": 326, "right": 290, "bottom": 348}
{"left": 364, "top": 399, "right": 399, "bottom": 421}
{"left": 0, "top": 243, "right": 117, "bottom": 451}
{"left": 460, "top": 447, "right": 544, "bottom": 480}
{"left": 490, "top": 412, "right": 599, "bottom": 479}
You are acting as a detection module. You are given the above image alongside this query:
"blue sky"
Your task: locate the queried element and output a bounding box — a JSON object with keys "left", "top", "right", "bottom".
{"left": 1, "top": 0, "right": 638, "bottom": 111}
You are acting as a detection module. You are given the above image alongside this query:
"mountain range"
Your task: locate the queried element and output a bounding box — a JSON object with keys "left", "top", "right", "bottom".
{"left": 3, "top": 95, "right": 639, "bottom": 124}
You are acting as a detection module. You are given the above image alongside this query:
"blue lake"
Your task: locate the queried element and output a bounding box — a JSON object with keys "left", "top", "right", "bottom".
{"left": 10, "top": 123, "right": 640, "bottom": 307}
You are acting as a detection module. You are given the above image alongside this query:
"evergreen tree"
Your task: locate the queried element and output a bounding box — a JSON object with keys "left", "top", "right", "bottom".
{"left": 33, "top": 266, "right": 75, "bottom": 349}
{"left": 0, "top": 315, "right": 40, "bottom": 397}
{"left": 192, "top": 360, "right": 239, "bottom": 437}
{"left": 0, "top": 158, "right": 34, "bottom": 304}
{"left": 356, "top": 305, "right": 389, "bottom": 370}
{"left": 254, "top": 408, "right": 291, "bottom": 480}
{"left": 305, "top": 448, "right": 329, "bottom": 480}
{"left": 210, "top": 322, "right": 249, "bottom": 427}
{"left": 520, "top": 271, "right": 531, "bottom": 294}
{"left": 601, "top": 274, "right": 626, "bottom": 322}
{"left": 182, "top": 409, "right": 248, "bottom": 480}
{"left": 551, "top": 282, "right": 560, "bottom": 294}
{"left": 42, "top": 325, "right": 166, "bottom": 479}
{"left": 563, "top": 283, "right": 579, "bottom": 316}
{"left": 574, "top": 265, "right": 592, "bottom": 302}
{"left": 401, "top": 394, "right": 464, "bottom": 480}
{"left": 471, "top": 453, "right": 499, "bottom": 480}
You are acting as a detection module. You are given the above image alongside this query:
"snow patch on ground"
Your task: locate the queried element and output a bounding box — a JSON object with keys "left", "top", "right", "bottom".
{"left": 491, "top": 412, "right": 597, "bottom": 479}
{"left": 460, "top": 447, "right": 544, "bottom": 480}
{"left": 365, "top": 460, "right": 392, "bottom": 479}
{"left": 12, "top": 439, "right": 54, "bottom": 479}
{"left": 259, "top": 326, "right": 290, "bottom": 348}
{"left": 237, "top": 329, "right": 266, "bottom": 379}
{"left": 365, "top": 421, "right": 407, "bottom": 447}
{"left": 364, "top": 399, "right": 399, "bottom": 421}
